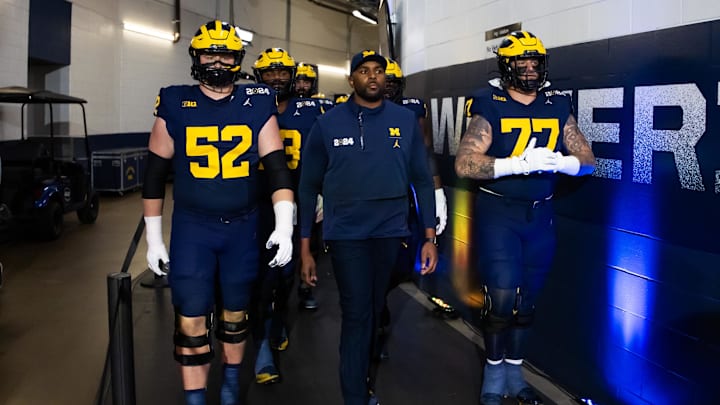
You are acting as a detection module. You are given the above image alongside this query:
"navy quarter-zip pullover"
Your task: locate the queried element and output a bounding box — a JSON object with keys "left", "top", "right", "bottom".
{"left": 298, "top": 96, "right": 435, "bottom": 240}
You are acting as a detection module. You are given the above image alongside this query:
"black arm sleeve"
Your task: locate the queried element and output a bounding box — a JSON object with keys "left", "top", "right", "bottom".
{"left": 261, "top": 150, "right": 293, "bottom": 193}
{"left": 142, "top": 151, "right": 172, "bottom": 199}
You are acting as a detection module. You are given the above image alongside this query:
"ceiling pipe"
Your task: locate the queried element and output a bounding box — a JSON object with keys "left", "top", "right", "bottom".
{"left": 172, "top": 0, "right": 181, "bottom": 43}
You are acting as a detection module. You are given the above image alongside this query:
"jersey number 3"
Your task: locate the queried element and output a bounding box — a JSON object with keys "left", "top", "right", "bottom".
{"left": 501, "top": 118, "right": 559, "bottom": 157}
{"left": 186, "top": 125, "right": 252, "bottom": 179}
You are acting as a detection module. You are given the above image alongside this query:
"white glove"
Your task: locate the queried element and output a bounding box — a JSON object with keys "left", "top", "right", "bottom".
{"left": 520, "top": 138, "right": 559, "bottom": 173}
{"left": 553, "top": 152, "right": 581, "bottom": 175}
{"left": 266, "top": 200, "right": 294, "bottom": 267}
{"left": 315, "top": 194, "right": 324, "bottom": 223}
{"left": 144, "top": 216, "right": 169, "bottom": 276}
{"left": 493, "top": 138, "right": 558, "bottom": 178}
{"left": 434, "top": 188, "right": 447, "bottom": 236}
{"left": 493, "top": 155, "right": 527, "bottom": 178}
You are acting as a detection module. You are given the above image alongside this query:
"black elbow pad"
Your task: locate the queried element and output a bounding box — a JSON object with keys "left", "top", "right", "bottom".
{"left": 261, "top": 150, "right": 293, "bottom": 193}
{"left": 142, "top": 151, "right": 172, "bottom": 199}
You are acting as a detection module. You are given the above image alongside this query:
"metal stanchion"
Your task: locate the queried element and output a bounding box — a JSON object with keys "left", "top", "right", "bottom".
{"left": 107, "top": 272, "right": 136, "bottom": 405}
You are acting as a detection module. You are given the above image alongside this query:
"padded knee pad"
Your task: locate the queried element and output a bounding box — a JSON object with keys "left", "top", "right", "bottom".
{"left": 216, "top": 309, "right": 249, "bottom": 344}
{"left": 483, "top": 313, "right": 513, "bottom": 335}
{"left": 514, "top": 311, "right": 535, "bottom": 328}
{"left": 173, "top": 312, "right": 214, "bottom": 366}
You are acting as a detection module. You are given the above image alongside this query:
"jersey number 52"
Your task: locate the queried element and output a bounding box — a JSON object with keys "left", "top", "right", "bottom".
{"left": 186, "top": 125, "right": 252, "bottom": 179}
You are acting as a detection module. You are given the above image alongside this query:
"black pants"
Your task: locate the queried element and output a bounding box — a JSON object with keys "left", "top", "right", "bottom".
{"left": 327, "top": 237, "right": 403, "bottom": 405}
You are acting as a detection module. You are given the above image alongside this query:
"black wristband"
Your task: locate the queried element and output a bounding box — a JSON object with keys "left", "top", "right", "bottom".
{"left": 424, "top": 237, "right": 437, "bottom": 246}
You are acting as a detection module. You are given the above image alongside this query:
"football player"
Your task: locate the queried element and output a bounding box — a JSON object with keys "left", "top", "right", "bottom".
{"left": 251, "top": 48, "right": 326, "bottom": 384}
{"left": 455, "top": 31, "right": 596, "bottom": 405}
{"left": 142, "top": 21, "right": 294, "bottom": 405}
{"left": 377, "top": 59, "right": 449, "bottom": 359}
{"left": 291, "top": 61, "right": 329, "bottom": 310}
{"left": 385, "top": 59, "right": 446, "bottom": 224}
{"left": 295, "top": 62, "right": 335, "bottom": 112}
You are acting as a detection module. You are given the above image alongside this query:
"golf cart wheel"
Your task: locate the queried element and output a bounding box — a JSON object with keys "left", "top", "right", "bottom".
{"left": 38, "top": 200, "right": 63, "bottom": 240}
{"left": 77, "top": 192, "right": 100, "bottom": 224}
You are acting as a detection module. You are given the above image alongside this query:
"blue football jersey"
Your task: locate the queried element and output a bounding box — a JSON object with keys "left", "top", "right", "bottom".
{"left": 154, "top": 84, "right": 277, "bottom": 215}
{"left": 314, "top": 97, "right": 335, "bottom": 112}
{"left": 400, "top": 97, "right": 427, "bottom": 119}
{"left": 274, "top": 96, "right": 325, "bottom": 190}
{"left": 466, "top": 83, "right": 573, "bottom": 200}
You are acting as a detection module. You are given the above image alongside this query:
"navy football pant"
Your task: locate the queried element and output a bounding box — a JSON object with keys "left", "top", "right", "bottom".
{"left": 169, "top": 208, "right": 259, "bottom": 316}
{"left": 473, "top": 192, "right": 555, "bottom": 361}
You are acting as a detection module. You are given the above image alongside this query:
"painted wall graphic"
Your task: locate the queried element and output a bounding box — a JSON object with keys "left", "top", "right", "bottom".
{"left": 407, "top": 21, "right": 720, "bottom": 405}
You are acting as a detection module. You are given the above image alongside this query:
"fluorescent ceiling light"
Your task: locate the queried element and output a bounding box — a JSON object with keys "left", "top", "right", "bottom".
{"left": 235, "top": 27, "right": 254, "bottom": 44}
{"left": 123, "top": 22, "right": 175, "bottom": 41}
{"left": 317, "top": 63, "right": 349, "bottom": 75}
{"left": 352, "top": 10, "right": 377, "bottom": 25}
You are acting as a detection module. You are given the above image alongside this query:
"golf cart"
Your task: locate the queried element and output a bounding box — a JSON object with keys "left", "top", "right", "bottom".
{"left": 0, "top": 86, "right": 99, "bottom": 240}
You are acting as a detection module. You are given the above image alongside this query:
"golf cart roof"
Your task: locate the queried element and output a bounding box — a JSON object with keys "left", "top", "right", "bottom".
{"left": 0, "top": 86, "right": 87, "bottom": 104}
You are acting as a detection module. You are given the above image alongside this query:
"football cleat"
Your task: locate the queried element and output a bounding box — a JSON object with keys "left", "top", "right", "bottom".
{"left": 517, "top": 387, "right": 544, "bottom": 405}
{"left": 255, "top": 364, "right": 280, "bottom": 384}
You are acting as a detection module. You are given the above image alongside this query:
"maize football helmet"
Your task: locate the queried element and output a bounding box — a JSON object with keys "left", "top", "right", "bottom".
{"left": 253, "top": 48, "right": 296, "bottom": 101}
{"left": 384, "top": 59, "right": 405, "bottom": 103}
{"left": 496, "top": 31, "right": 548, "bottom": 92}
{"left": 294, "top": 62, "right": 318, "bottom": 97}
{"left": 189, "top": 20, "right": 245, "bottom": 87}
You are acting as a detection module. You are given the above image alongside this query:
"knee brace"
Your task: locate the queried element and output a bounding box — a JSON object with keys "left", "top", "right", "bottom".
{"left": 470, "top": 285, "right": 492, "bottom": 326}
{"left": 215, "top": 309, "right": 249, "bottom": 344}
{"left": 173, "top": 312, "right": 214, "bottom": 366}
{"left": 481, "top": 285, "right": 518, "bottom": 334}
{"left": 512, "top": 286, "right": 535, "bottom": 328}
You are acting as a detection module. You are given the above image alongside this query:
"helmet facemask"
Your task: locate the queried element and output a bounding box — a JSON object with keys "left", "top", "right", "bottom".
{"left": 499, "top": 54, "right": 548, "bottom": 92}
{"left": 190, "top": 50, "right": 244, "bottom": 88}
{"left": 258, "top": 68, "right": 295, "bottom": 101}
{"left": 294, "top": 78, "right": 314, "bottom": 97}
{"left": 384, "top": 59, "right": 405, "bottom": 103}
{"left": 189, "top": 21, "right": 245, "bottom": 88}
{"left": 253, "top": 48, "right": 297, "bottom": 102}
{"left": 496, "top": 31, "right": 549, "bottom": 92}
{"left": 294, "top": 63, "right": 318, "bottom": 97}
{"left": 384, "top": 77, "right": 405, "bottom": 103}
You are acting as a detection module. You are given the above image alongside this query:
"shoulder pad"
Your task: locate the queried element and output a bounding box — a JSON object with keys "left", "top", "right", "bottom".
{"left": 402, "top": 97, "right": 423, "bottom": 105}
{"left": 543, "top": 89, "right": 572, "bottom": 98}
{"left": 488, "top": 78, "right": 503, "bottom": 90}
{"left": 244, "top": 85, "right": 272, "bottom": 96}
{"left": 294, "top": 99, "right": 319, "bottom": 109}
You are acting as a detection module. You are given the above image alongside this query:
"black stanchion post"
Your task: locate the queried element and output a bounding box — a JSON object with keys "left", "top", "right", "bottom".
{"left": 107, "top": 272, "right": 136, "bottom": 405}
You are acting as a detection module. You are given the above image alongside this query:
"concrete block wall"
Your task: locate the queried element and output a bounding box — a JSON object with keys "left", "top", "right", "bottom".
{"left": 0, "top": 0, "right": 377, "bottom": 140}
{"left": 395, "top": 0, "right": 720, "bottom": 75}
{"left": 0, "top": 0, "right": 30, "bottom": 138}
